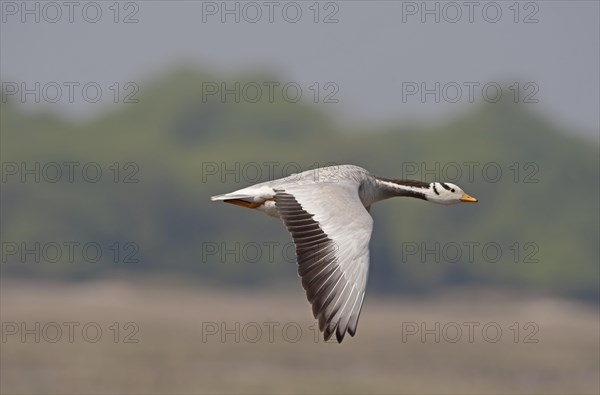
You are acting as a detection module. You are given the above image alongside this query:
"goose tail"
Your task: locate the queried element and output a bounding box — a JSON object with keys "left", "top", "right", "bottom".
{"left": 210, "top": 192, "right": 255, "bottom": 201}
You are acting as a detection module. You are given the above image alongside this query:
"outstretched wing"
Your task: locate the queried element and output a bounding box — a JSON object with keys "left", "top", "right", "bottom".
{"left": 274, "top": 182, "right": 373, "bottom": 343}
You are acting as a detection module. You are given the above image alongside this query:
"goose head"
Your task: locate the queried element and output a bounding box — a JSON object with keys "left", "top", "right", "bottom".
{"left": 427, "top": 182, "right": 478, "bottom": 205}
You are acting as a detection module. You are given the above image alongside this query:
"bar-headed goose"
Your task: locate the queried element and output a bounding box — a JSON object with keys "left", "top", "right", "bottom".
{"left": 211, "top": 164, "right": 477, "bottom": 343}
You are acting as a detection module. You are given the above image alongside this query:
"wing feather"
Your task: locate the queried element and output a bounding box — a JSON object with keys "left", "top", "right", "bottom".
{"left": 274, "top": 182, "right": 372, "bottom": 343}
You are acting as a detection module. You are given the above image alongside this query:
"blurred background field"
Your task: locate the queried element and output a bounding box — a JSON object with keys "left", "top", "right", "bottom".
{"left": 1, "top": 1, "right": 599, "bottom": 394}
{"left": 2, "top": 279, "right": 599, "bottom": 394}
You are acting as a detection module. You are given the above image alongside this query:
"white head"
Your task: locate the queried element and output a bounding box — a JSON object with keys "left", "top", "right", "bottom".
{"left": 427, "top": 182, "right": 478, "bottom": 205}
{"left": 371, "top": 177, "right": 478, "bottom": 206}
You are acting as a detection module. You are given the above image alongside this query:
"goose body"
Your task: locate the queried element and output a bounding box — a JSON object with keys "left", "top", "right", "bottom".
{"left": 211, "top": 164, "right": 477, "bottom": 342}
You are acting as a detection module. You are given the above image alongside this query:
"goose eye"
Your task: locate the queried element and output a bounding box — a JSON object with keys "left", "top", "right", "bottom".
{"left": 451, "top": 188, "right": 455, "bottom": 192}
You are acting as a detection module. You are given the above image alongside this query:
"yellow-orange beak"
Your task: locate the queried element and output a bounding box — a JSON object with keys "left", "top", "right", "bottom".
{"left": 460, "top": 193, "right": 478, "bottom": 203}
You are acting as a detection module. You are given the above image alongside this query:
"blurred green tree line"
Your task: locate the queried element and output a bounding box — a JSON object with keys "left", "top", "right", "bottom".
{"left": 1, "top": 67, "right": 598, "bottom": 300}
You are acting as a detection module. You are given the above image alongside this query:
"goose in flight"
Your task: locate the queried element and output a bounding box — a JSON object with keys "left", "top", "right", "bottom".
{"left": 211, "top": 164, "right": 477, "bottom": 343}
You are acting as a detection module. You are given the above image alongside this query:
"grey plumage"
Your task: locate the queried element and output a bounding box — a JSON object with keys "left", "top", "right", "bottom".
{"left": 211, "top": 164, "right": 478, "bottom": 343}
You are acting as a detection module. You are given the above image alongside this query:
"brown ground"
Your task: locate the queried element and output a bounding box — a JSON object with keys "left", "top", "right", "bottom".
{"left": 1, "top": 279, "right": 598, "bottom": 394}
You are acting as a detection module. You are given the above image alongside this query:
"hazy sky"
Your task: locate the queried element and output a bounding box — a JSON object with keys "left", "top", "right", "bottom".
{"left": 1, "top": 1, "right": 598, "bottom": 136}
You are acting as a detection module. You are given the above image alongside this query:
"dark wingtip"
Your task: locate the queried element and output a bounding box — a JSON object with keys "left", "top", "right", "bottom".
{"left": 348, "top": 326, "right": 357, "bottom": 337}
{"left": 324, "top": 326, "right": 335, "bottom": 342}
